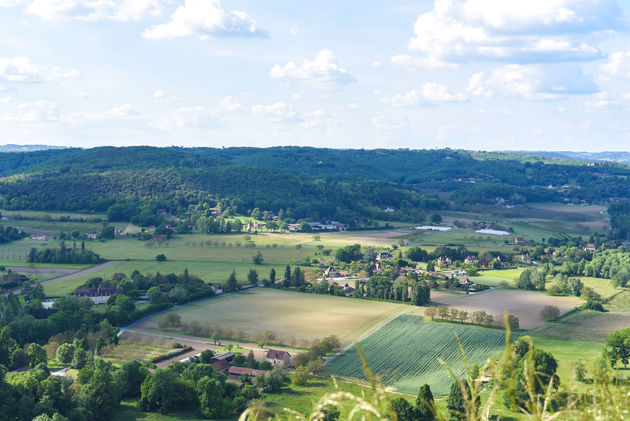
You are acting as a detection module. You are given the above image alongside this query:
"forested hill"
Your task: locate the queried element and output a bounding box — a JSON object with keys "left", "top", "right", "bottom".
{"left": 1, "top": 146, "right": 630, "bottom": 224}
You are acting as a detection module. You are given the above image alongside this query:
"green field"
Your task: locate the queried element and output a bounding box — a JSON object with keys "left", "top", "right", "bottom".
{"left": 38, "top": 232, "right": 348, "bottom": 296}
{"left": 530, "top": 310, "right": 630, "bottom": 342}
{"left": 577, "top": 276, "right": 620, "bottom": 299}
{"left": 140, "top": 288, "right": 408, "bottom": 345}
{"left": 606, "top": 290, "right": 630, "bottom": 311}
{"left": 100, "top": 338, "right": 181, "bottom": 365}
{"left": 326, "top": 314, "right": 513, "bottom": 395}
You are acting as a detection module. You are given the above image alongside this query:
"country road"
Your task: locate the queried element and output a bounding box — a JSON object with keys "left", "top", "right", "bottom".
{"left": 5, "top": 266, "right": 79, "bottom": 274}
{"left": 1, "top": 260, "right": 121, "bottom": 297}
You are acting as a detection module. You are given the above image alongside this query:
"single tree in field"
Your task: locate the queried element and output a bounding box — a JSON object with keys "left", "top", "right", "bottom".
{"left": 252, "top": 250, "right": 263, "bottom": 265}
{"left": 226, "top": 270, "right": 238, "bottom": 292}
{"left": 247, "top": 268, "right": 259, "bottom": 285}
{"left": 604, "top": 328, "right": 630, "bottom": 369}
{"left": 424, "top": 307, "right": 437, "bottom": 320}
{"left": 269, "top": 268, "right": 276, "bottom": 284}
{"left": 446, "top": 380, "right": 465, "bottom": 420}
{"left": 391, "top": 397, "right": 415, "bottom": 421}
{"left": 416, "top": 383, "right": 435, "bottom": 420}
{"left": 540, "top": 305, "right": 560, "bottom": 321}
{"left": 283, "top": 265, "right": 291, "bottom": 287}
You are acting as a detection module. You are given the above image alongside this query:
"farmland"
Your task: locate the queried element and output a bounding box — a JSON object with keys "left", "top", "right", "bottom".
{"left": 326, "top": 314, "right": 513, "bottom": 395}
{"left": 99, "top": 338, "right": 182, "bottom": 365}
{"left": 428, "top": 287, "right": 581, "bottom": 329}
{"left": 138, "top": 288, "right": 408, "bottom": 345}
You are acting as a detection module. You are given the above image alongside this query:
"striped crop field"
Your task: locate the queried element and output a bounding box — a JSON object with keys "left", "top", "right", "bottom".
{"left": 326, "top": 314, "right": 515, "bottom": 396}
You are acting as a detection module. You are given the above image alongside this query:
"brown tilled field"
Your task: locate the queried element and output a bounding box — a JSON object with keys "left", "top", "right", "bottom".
{"left": 427, "top": 288, "right": 582, "bottom": 329}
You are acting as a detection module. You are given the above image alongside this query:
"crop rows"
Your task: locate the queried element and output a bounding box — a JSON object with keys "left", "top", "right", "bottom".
{"left": 0, "top": 247, "right": 29, "bottom": 262}
{"left": 326, "top": 314, "right": 513, "bottom": 395}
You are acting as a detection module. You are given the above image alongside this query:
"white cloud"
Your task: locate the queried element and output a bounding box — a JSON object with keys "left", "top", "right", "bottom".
{"left": 142, "top": 0, "right": 266, "bottom": 41}
{"left": 2, "top": 100, "right": 59, "bottom": 123}
{"left": 0, "top": 96, "right": 12, "bottom": 104}
{"left": 0, "top": 0, "right": 27, "bottom": 6}
{"left": 390, "top": 54, "right": 455, "bottom": 69}
{"left": 26, "top": 0, "right": 163, "bottom": 22}
{"left": 270, "top": 50, "right": 356, "bottom": 89}
{"left": 371, "top": 59, "right": 384, "bottom": 67}
{"left": 251, "top": 101, "right": 300, "bottom": 123}
{"left": 0, "top": 56, "right": 41, "bottom": 82}
{"left": 582, "top": 92, "right": 630, "bottom": 110}
{"left": 50, "top": 67, "right": 80, "bottom": 79}
{"left": 371, "top": 115, "right": 409, "bottom": 130}
{"left": 389, "top": 83, "right": 466, "bottom": 107}
{"left": 301, "top": 109, "right": 336, "bottom": 129}
{"left": 64, "top": 104, "right": 144, "bottom": 126}
{"left": 152, "top": 89, "right": 167, "bottom": 99}
{"left": 468, "top": 64, "right": 597, "bottom": 100}
{"left": 153, "top": 106, "right": 219, "bottom": 129}
{"left": 601, "top": 51, "right": 630, "bottom": 78}
{"left": 406, "top": 0, "right": 617, "bottom": 65}
{"left": 220, "top": 95, "right": 243, "bottom": 111}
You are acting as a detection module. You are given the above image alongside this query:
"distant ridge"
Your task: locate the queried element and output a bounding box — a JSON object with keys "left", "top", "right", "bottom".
{"left": 0, "top": 144, "right": 68, "bottom": 152}
{"left": 529, "top": 151, "right": 630, "bottom": 165}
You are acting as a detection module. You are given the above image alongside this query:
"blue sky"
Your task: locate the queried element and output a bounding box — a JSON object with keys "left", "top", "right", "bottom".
{"left": 1, "top": 0, "right": 630, "bottom": 151}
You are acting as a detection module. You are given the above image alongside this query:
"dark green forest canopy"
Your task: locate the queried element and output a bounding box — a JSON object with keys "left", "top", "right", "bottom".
{"left": 0, "top": 146, "right": 629, "bottom": 222}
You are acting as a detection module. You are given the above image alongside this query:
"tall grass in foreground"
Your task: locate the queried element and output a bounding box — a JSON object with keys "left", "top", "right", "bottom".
{"left": 239, "top": 315, "right": 630, "bottom": 420}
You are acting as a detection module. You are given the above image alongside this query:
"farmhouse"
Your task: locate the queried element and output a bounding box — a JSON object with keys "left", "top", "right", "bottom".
{"left": 330, "top": 221, "right": 349, "bottom": 231}
{"left": 86, "top": 232, "right": 98, "bottom": 240}
{"left": 520, "top": 254, "right": 531, "bottom": 264}
{"left": 514, "top": 237, "right": 527, "bottom": 245}
{"left": 74, "top": 287, "right": 123, "bottom": 304}
{"left": 210, "top": 283, "right": 224, "bottom": 295}
{"left": 584, "top": 243, "right": 596, "bottom": 252}
{"left": 343, "top": 283, "right": 355, "bottom": 297}
{"left": 247, "top": 221, "right": 266, "bottom": 231}
{"left": 265, "top": 349, "right": 291, "bottom": 367}
{"left": 459, "top": 276, "right": 473, "bottom": 286}
{"left": 31, "top": 233, "right": 47, "bottom": 241}
{"left": 376, "top": 252, "right": 393, "bottom": 261}
{"left": 437, "top": 256, "right": 452, "bottom": 267}
{"left": 464, "top": 256, "right": 479, "bottom": 265}
{"left": 323, "top": 267, "right": 341, "bottom": 278}
{"left": 228, "top": 366, "right": 267, "bottom": 381}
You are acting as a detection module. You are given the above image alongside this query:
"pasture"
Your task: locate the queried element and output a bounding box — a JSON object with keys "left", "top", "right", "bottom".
{"left": 99, "top": 337, "right": 181, "bottom": 365}
{"left": 326, "top": 314, "right": 512, "bottom": 395}
{"left": 531, "top": 310, "right": 630, "bottom": 342}
{"left": 138, "top": 288, "right": 408, "bottom": 345}
{"left": 427, "top": 288, "right": 581, "bottom": 329}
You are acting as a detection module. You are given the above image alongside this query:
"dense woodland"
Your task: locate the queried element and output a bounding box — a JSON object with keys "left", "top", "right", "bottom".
{"left": 1, "top": 147, "right": 630, "bottom": 231}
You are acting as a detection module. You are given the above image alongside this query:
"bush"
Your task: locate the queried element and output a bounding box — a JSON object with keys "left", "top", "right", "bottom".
{"left": 540, "top": 305, "right": 561, "bottom": 321}
{"left": 156, "top": 254, "right": 166, "bottom": 261}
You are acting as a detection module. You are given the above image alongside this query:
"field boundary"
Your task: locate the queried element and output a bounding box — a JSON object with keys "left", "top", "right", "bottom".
{"left": 325, "top": 306, "right": 416, "bottom": 365}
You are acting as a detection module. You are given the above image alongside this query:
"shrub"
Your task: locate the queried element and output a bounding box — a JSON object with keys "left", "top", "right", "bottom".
{"left": 540, "top": 305, "right": 561, "bottom": 321}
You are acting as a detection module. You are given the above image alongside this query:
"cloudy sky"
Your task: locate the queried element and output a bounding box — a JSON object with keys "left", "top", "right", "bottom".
{"left": 2, "top": 0, "right": 630, "bottom": 151}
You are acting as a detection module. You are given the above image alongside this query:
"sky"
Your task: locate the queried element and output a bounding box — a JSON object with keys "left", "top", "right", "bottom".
{"left": 1, "top": 0, "right": 630, "bottom": 151}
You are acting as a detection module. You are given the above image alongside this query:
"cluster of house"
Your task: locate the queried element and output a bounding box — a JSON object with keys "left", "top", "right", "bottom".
{"left": 31, "top": 227, "right": 123, "bottom": 242}
{"left": 179, "top": 349, "right": 291, "bottom": 384}
{"left": 74, "top": 287, "right": 124, "bottom": 304}
{"left": 288, "top": 221, "right": 349, "bottom": 232}
{"left": 73, "top": 282, "right": 226, "bottom": 304}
